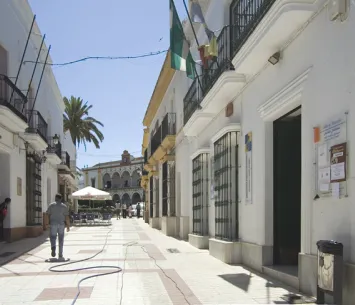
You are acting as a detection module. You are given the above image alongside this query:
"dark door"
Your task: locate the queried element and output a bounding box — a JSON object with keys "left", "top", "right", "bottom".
{"left": 273, "top": 116, "right": 301, "bottom": 265}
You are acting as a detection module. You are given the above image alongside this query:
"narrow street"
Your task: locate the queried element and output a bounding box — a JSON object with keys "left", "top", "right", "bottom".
{"left": 0, "top": 220, "right": 314, "bottom": 305}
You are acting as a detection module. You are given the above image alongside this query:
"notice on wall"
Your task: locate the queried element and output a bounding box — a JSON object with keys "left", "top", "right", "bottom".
{"left": 330, "top": 143, "right": 347, "bottom": 183}
{"left": 318, "top": 143, "right": 328, "bottom": 168}
{"left": 314, "top": 113, "right": 348, "bottom": 198}
{"left": 245, "top": 132, "right": 252, "bottom": 203}
{"left": 332, "top": 182, "right": 340, "bottom": 199}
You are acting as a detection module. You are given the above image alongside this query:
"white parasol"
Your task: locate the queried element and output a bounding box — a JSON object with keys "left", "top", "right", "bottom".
{"left": 71, "top": 186, "right": 112, "bottom": 200}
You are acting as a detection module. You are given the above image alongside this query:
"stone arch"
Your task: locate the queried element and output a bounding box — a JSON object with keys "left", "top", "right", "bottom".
{"left": 121, "top": 171, "right": 130, "bottom": 187}
{"left": 112, "top": 172, "right": 120, "bottom": 189}
{"left": 131, "top": 170, "right": 141, "bottom": 187}
{"left": 103, "top": 173, "right": 111, "bottom": 188}
{"left": 112, "top": 194, "right": 120, "bottom": 204}
{"left": 122, "top": 193, "right": 131, "bottom": 205}
{"left": 132, "top": 193, "right": 141, "bottom": 205}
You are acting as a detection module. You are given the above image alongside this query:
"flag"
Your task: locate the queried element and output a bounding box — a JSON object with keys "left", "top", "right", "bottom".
{"left": 170, "top": 0, "right": 195, "bottom": 79}
{"left": 190, "top": 0, "right": 214, "bottom": 40}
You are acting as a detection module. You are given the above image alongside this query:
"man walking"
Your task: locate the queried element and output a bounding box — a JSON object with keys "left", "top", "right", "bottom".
{"left": 136, "top": 202, "right": 141, "bottom": 219}
{"left": 44, "top": 194, "right": 70, "bottom": 259}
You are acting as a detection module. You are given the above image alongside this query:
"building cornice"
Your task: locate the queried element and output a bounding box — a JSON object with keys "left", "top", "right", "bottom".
{"left": 142, "top": 51, "right": 175, "bottom": 127}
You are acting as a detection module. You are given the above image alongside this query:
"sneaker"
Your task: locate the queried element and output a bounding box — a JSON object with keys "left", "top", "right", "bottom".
{"left": 51, "top": 247, "right": 56, "bottom": 258}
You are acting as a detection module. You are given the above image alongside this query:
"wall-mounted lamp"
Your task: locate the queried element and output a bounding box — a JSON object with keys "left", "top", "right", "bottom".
{"left": 53, "top": 134, "right": 59, "bottom": 145}
{"left": 268, "top": 51, "right": 281, "bottom": 65}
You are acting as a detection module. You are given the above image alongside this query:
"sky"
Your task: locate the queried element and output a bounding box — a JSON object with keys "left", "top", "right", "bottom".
{"left": 28, "top": 0, "right": 187, "bottom": 169}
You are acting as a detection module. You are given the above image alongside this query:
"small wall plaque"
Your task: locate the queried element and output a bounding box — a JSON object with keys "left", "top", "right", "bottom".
{"left": 225, "top": 102, "right": 234, "bottom": 117}
{"left": 17, "top": 177, "right": 22, "bottom": 196}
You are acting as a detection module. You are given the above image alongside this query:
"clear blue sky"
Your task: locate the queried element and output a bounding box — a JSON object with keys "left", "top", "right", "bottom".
{"left": 28, "top": 0, "right": 187, "bottom": 169}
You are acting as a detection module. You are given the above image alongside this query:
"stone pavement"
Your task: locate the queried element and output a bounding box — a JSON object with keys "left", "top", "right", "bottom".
{"left": 0, "top": 219, "right": 316, "bottom": 305}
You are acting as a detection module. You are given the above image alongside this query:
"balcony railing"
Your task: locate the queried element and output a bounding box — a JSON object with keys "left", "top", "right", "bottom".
{"left": 0, "top": 74, "right": 27, "bottom": 122}
{"left": 47, "top": 137, "right": 61, "bottom": 159}
{"left": 183, "top": 26, "right": 234, "bottom": 125}
{"left": 184, "top": 0, "right": 276, "bottom": 126}
{"left": 61, "top": 151, "right": 70, "bottom": 168}
{"left": 149, "top": 113, "right": 176, "bottom": 159}
{"left": 26, "top": 110, "right": 48, "bottom": 143}
{"left": 230, "top": 0, "right": 276, "bottom": 58}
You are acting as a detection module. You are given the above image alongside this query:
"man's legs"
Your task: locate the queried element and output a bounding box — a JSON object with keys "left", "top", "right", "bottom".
{"left": 50, "top": 224, "right": 58, "bottom": 257}
{"left": 57, "top": 224, "right": 65, "bottom": 258}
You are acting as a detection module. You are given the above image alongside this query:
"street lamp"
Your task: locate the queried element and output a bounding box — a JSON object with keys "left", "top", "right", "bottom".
{"left": 53, "top": 134, "right": 59, "bottom": 145}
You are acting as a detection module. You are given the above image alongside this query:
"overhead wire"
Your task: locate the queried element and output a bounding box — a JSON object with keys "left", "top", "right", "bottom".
{"left": 23, "top": 49, "right": 168, "bottom": 66}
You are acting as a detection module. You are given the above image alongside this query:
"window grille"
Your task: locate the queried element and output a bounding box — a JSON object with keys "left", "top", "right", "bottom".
{"left": 192, "top": 153, "right": 209, "bottom": 236}
{"left": 213, "top": 131, "right": 239, "bottom": 241}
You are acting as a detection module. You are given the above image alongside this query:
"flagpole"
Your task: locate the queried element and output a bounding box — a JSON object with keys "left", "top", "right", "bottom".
{"left": 182, "top": 0, "right": 200, "bottom": 47}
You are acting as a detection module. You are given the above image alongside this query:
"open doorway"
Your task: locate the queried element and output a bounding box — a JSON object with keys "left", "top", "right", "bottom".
{"left": 273, "top": 106, "right": 301, "bottom": 266}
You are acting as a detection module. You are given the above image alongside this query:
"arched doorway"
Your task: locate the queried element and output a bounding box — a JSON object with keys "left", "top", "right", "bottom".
{"left": 132, "top": 193, "right": 141, "bottom": 205}
{"left": 112, "top": 194, "right": 120, "bottom": 203}
{"left": 121, "top": 171, "right": 130, "bottom": 187}
{"left": 122, "top": 193, "right": 130, "bottom": 205}
{"left": 112, "top": 172, "right": 120, "bottom": 189}
{"left": 131, "top": 170, "right": 140, "bottom": 187}
{"left": 103, "top": 173, "right": 111, "bottom": 189}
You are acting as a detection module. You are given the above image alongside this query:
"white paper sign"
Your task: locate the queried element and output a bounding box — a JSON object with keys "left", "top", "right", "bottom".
{"left": 318, "top": 143, "right": 328, "bottom": 167}
{"left": 332, "top": 182, "right": 340, "bottom": 199}
{"left": 331, "top": 162, "right": 345, "bottom": 181}
{"left": 319, "top": 167, "right": 331, "bottom": 184}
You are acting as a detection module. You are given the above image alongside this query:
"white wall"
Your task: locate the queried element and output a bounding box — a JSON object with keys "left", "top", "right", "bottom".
{"left": 0, "top": 1, "right": 69, "bottom": 231}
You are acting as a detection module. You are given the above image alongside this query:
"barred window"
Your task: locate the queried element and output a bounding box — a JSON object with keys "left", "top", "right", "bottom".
{"left": 213, "top": 131, "right": 238, "bottom": 241}
{"left": 192, "top": 153, "right": 209, "bottom": 236}
{"left": 162, "top": 162, "right": 168, "bottom": 216}
{"left": 26, "top": 155, "right": 42, "bottom": 226}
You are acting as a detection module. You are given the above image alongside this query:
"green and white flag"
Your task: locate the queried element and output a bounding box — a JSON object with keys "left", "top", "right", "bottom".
{"left": 170, "top": 0, "right": 195, "bottom": 79}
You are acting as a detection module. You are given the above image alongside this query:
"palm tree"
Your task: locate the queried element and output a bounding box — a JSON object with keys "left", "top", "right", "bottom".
{"left": 63, "top": 96, "right": 104, "bottom": 150}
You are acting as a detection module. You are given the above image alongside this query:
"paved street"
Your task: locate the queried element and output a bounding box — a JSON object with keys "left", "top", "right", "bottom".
{"left": 0, "top": 219, "right": 314, "bottom": 305}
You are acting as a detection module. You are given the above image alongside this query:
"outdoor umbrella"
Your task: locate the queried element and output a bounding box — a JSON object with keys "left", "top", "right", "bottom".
{"left": 71, "top": 187, "right": 112, "bottom": 208}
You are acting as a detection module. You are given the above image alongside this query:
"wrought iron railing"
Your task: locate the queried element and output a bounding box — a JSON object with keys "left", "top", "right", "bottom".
{"left": 26, "top": 155, "right": 42, "bottom": 226}
{"left": 213, "top": 131, "right": 238, "bottom": 241}
{"left": 0, "top": 74, "right": 27, "bottom": 122}
{"left": 149, "top": 113, "right": 176, "bottom": 159}
{"left": 192, "top": 153, "right": 209, "bottom": 236}
{"left": 184, "top": 0, "right": 276, "bottom": 126}
{"left": 183, "top": 26, "right": 234, "bottom": 125}
{"left": 26, "top": 110, "right": 48, "bottom": 143}
{"left": 230, "top": 0, "right": 276, "bottom": 58}
{"left": 161, "top": 112, "right": 176, "bottom": 140}
{"left": 47, "top": 137, "right": 61, "bottom": 159}
{"left": 61, "top": 151, "right": 70, "bottom": 168}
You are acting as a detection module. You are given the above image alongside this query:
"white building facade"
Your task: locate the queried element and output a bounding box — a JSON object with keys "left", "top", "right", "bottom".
{"left": 0, "top": 1, "right": 77, "bottom": 242}
{"left": 143, "top": 0, "right": 355, "bottom": 302}
{"left": 82, "top": 150, "right": 144, "bottom": 206}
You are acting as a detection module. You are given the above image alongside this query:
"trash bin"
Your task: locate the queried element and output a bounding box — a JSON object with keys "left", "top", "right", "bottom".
{"left": 316, "top": 240, "right": 343, "bottom": 305}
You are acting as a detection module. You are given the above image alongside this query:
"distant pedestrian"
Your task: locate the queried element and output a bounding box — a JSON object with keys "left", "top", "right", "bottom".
{"left": 128, "top": 204, "right": 132, "bottom": 218}
{"left": 122, "top": 203, "right": 127, "bottom": 218}
{"left": 136, "top": 202, "right": 141, "bottom": 218}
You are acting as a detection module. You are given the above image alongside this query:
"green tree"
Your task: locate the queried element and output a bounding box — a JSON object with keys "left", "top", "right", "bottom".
{"left": 63, "top": 96, "right": 104, "bottom": 149}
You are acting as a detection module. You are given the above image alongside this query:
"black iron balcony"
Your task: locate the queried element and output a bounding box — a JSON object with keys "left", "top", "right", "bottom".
{"left": 148, "top": 113, "right": 176, "bottom": 159}
{"left": 183, "top": 26, "right": 234, "bottom": 125}
{"left": 26, "top": 110, "right": 48, "bottom": 143}
{"left": 161, "top": 112, "right": 176, "bottom": 140}
{"left": 47, "top": 137, "right": 61, "bottom": 159}
{"left": 0, "top": 74, "right": 27, "bottom": 122}
{"left": 230, "top": 0, "right": 276, "bottom": 58}
{"left": 61, "top": 151, "right": 70, "bottom": 168}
